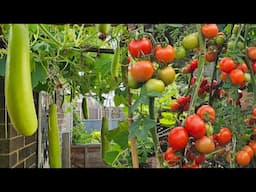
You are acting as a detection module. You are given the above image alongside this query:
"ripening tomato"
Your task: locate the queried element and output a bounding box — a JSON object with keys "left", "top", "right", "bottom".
{"left": 201, "top": 24, "right": 219, "bottom": 39}
{"left": 170, "top": 102, "right": 180, "bottom": 112}
{"left": 174, "top": 46, "right": 186, "bottom": 59}
{"left": 229, "top": 69, "right": 245, "bottom": 85}
{"left": 130, "top": 61, "right": 154, "bottom": 82}
{"left": 168, "top": 126, "right": 189, "bottom": 150}
{"left": 182, "top": 33, "right": 199, "bottom": 49}
{"left": 242, "top": 145, "right": 254, "bottom": 159}
{"left": 157, "top": 66, "right": 176, "bottom": 85}
{"left": 154, "top": 45, "right": 175, "bottom": 64}
{"left": 164, "top": 147, "right": 180, "bottom": 166}
{"left": 185, "top": 114, "right": 206, "bottom": 139}
{"left": 236, "top": 151, "right": 251, "bottom": 166}
{"left": 205, "top": 49, "right": 217, "bottom": 62}
{"left": 128, "top": 71, "right": 142, "bottom": 89}
{"left": 128, "top": 37, "right": 152, "bottom": 58}
{"left": 195, "top": 136, "right": 215, "bottom": 154}
{"left": 196, "top": 105, "right": 216, "bottom": 123}
{"left": 247, "top": 47, "right": 256, "bottom": 60}
{"left": 219, "top": 57, "right": 235, "bottom": 73}
{"left": 217, "top": 127, "right": 232, "bottom": 145}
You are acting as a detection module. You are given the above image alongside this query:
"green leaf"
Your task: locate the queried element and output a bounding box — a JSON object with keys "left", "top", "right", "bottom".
{"left": 223, "top": 24, "right": 233, "bottom": 35}
{"left": 33, "top": 81, "right": 49, "bottom": 92}
{"left": 31, "top": 62, "right": 47, "bottom": 88}
{"left": 128, "top": 117, "right": 156, "bottom": 140}
{"left": 0, "top": 56, "right": 6, "bottom": 76}
{"left": 114, "top": 94, "right": 128, "bottom": 106}
{"left": 107, "top": 121, "right": 128, "bottom": 149}
{"left": 103, "top": 151, "right": 119, "bottom": 165}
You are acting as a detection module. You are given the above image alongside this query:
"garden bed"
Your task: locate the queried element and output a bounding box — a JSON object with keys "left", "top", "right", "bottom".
{"left": 71, "top": 144, "right": 108, "bottom": 168}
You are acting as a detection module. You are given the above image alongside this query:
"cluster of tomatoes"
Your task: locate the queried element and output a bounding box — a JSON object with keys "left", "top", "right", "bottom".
{"left": 170, "top": 95, "right": 191, "bottom": 112}
{"left": 165, "top": 104, "right": 235, "bottom": 168}
{"left": 127, "top": 37, "right": 176, "bottom": 92}
{"left": 236, "top": 108, "right": 256, "bottom": 167}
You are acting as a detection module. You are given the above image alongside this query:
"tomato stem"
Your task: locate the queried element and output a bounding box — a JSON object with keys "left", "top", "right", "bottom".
{"left": 149, "top": 97, "right": 163, "bottom": 167}
{"left": 188, "top": 24, "right": 206, "bottom": 115}
{"left": 128, "top": 87, "right": 139, "bottom": 168}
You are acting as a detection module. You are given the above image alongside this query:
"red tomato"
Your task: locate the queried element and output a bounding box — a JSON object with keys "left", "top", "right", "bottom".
{"left": 219, "top": 57, "right": 235, "bottom": 73}
{"left": 242, "top": 145, "right": 254, "bottom": 159}
{"left": 252, "top": 107, "right": 256, "bottom": 116}
{"left": 236, "top": 151, "right": 251, "bottom": 166}
{"left": 128, "top": 37, "right": 152, "bottom": 58}
{"left": 164, "top": 147, "right": 180, "bottom": 166}
{"left": 185, "top": 114, "right": 206, "bottom": 139}
{"left": 252, "top": 61, "right": 256, "bottom": 73}
{"left": 201, "top": 24, "right": 219, "bottom": 39}
{"left": 196, "top": 105, "right": 216, "bottom": 123}
{"left": 247, "top": 47, "right": 256, "bottom": 60}
{"left": 217, "top": 127, "right": 232, "bottom": 145}
{"left": 187, "top": 59, "right": 198, "bottom": 73}
{"left": 229, "top": 69, "right": 245, "bottom": 85}
{"left": 249, "top": 141, "right": 256, "bottom": 155}
{"left": 237, "top": 62, "right": 248, "bottom": 73}
{"left": 154, "top": 44, "right": 175, "bottom": 64}
{"left": 168, "top": 126, "right": 189, "bottom": 150}
{"left": 130, "top": 61, "right": 154, "bottom": 82}
{"left": 170, "top": 102, "right": 180, "bottom": 112}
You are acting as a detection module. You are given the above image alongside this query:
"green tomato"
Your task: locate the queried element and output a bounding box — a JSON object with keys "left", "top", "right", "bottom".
{"left": 182, "top": 33, "right": 199, "bottom": 49}
{"left": 174, "top": 46, "right": 186, "bottom": 59}
{"left": 227, "top": 41, "right": 235, "bottom": 50}
{"left": 244, "top": 73, "right": 251, "bottom": 82}
{"left": 145, "top": 79, "right": 165, "bottom": 93}
{"left": 237, "top": 41, "right": 245, "bottom": 50}
{"left": 215, "top": 36, "right": 225, "bottom": 46}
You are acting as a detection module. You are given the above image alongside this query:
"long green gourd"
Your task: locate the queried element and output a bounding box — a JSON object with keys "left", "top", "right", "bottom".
{"left": 5, "top": 24, "right": 38, "bottom": 136}
{"left": 48, "top": 104, "right": 61, "bottom": 168}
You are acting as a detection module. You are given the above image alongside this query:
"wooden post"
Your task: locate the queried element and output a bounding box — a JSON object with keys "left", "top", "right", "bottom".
{"left": 62, "top": 132, "right": 71, "bottom": 168}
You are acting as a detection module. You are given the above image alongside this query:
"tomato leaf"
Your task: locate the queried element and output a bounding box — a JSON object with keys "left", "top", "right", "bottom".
{"left": 128, "top": 117, "right": 156, "bottom": 140}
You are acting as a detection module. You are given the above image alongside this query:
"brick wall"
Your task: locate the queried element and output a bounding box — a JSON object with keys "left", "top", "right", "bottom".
{"left": 0, "top": 77, "right": 38, "bottom": 168}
